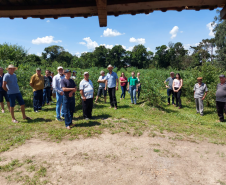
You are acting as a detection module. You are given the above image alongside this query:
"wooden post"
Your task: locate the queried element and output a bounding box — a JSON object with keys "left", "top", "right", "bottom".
{"left": 220, "top": 5, "right": 226, "bottom": 19}
{"left": 96, "top": 0, "right": 107, "bottom": 27}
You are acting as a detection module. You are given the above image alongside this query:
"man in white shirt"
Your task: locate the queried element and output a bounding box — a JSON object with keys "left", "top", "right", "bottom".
{"left": 79, "top": 72, "right": 94, "bottom": 120}
{"left": 52, "top": 66, "right": 65, "bottom": 121}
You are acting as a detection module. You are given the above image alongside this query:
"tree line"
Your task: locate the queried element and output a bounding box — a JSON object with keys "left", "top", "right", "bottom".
{"left": 0, "top": 12, "right": 225, "bottom": 70}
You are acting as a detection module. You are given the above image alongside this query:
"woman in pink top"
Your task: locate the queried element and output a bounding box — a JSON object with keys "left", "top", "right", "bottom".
{"left": 119, "top": 73, "right": 127, "bottom": 99}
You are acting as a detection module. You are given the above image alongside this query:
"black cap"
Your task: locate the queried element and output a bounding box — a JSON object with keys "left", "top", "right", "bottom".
{"left": 73, "top": 70, "right": 77, "bottom": 73}
{"left": 219, "top": 74, "right": 225, "bottom": 78}
{"left": 64, "top": 69, "right": 71, "bottom": 73}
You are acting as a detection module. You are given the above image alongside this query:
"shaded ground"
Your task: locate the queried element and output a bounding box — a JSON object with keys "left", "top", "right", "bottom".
{"left": 0, "top": 132, "right": 226, "bottom": 185}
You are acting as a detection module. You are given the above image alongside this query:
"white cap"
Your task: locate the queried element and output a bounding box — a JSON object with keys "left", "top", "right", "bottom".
{"left": 84, "top": 72, "right": 89, "bottom": 75}
{"left": 57, "top": 66, "right": 63, "bottom": 70}
{"left": 107, "top": 64, "right": 113, "bottom": 69}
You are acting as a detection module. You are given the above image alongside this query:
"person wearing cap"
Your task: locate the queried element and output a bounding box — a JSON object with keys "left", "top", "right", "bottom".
{"left": 43, "top": 70, "right": 52, "bottom": 106}
{"left": 2, "top": 65, "right": 31, "bottom": 123}
{"left": 0, "top": 66, "right": 10, "bottom": 113}
{"left": 216, "top": 74, "right": 226, "bottom": 122}
{"left": 30, "top": 68, "right": 44, "bottom": 113}
{"left": 164, "top": 72, "right": 175, "bottom": 105}
{"left": 61, "top": 69, "right": 77, "bottom": 129}
{"left": 106, "top": 65, "right": 119, "bottom": 109}
{"left": 71, "top": 71, "right": 77, "bottom": 80}
{"left": 79, "top": 72, "right": 94, "bottom": 120}
{"left": 193, "top": 77, "right": 208, "bottom": 116}
{"left": 52, "top": 66, "right": 65, "bottom": 121}
{"left": 95, "top": 70, "right": 107, "bottom": 103}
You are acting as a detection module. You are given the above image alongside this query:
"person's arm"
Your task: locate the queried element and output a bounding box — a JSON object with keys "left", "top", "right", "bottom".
{"left": 136, "top": 80, "right": 138, "bottom": 91}
{"left": 127, "top": 78, "right": 130, "bottom": 90}
{"left": 116, "top": 78, "right": 119, "bottom": 90}
{"left": 62, "top": 87, "right": 77, "bottom": 92}
{"left": 105, "top": 80, "right": 107, "bottom": 90}
{"left": 178, "top": 79, "right": 183, "bottom": 90}
{"left": 172, "top": 80, "right": 175, "bottom": 92}
{"left": 2, "top": 81, "right": 8, "bottom": 92}
{"left": 202, "top": 85, "right": 208, "bottom": 100}
{"left": 29, "top": 76, "right": 34, "bottom": 88}
{"left": 80, "top": 90, "right": 86, "bottom": 101}
{"left": 164, "top": 78, "right": 169, "bottom": 88}
{"left": 53, "top": 77, "right": 63, "bottom": 94}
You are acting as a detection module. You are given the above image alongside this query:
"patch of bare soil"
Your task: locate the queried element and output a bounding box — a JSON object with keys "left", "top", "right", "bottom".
{"left": 0, "top": 133, "right": 226, "bottom": 185}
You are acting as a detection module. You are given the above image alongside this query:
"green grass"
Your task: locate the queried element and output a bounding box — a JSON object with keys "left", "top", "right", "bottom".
{"left": 0, "top": 88, "right": 226, "bottom": 153}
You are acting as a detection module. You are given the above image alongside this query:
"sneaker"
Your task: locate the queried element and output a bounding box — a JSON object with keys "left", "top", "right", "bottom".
{"left": 85, "top": 118, "right": 89, "bottom": 120}
{"left": 2, "top": 110, "right": 5, "bottom": 113}
{"left": 61, "top": 116, "right": 65, "bottom": 119}
{"left": 56, "top": 118, "right": 63, "bottom": 122}
{"left": 35, "top": 110, "right": 39, "bottom": 113}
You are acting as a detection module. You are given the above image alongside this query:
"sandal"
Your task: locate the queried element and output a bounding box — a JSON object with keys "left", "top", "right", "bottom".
{"left": 2, "top": 110, "right": 5, "bottom": 113}
{"left": 12, "top": 119, "right": 19, "bottom": 123}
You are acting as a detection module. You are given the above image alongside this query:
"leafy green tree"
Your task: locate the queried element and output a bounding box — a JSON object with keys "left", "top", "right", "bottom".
{"left": 93, "top": 46, "right": 108, "bottom": 68}
{"left": 56, "top": 51, "right": 73, "bottom": 66}
{"left": 25, "top": 54, "right": 41, "bottom": 66}
{"left": 42, "top": 45, "right": 64, "bottom": 62}
{"left": 107, "top": 45, "right": 126, "bottom": 69}
{"left": 154, "top": 45, "right": 170, "bottom": 68}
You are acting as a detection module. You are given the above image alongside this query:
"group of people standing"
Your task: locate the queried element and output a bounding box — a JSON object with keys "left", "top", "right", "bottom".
{"left": 1, "top": 64, "right": 226, "bottom": 128}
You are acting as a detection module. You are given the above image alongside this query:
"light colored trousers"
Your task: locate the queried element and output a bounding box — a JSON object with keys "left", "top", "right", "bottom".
{"left": 195, "top": 98, "right": 204, "bottom": 115}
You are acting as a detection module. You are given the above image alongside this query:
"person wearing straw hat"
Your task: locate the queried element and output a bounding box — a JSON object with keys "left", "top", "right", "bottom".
{"left": 52, "top": 66, "right": 65, "bottom": 121}
{"left": 216, "top": 74, "right": 226, "bottom": 122}
{"left": 30, "top": 68, "right": 44, "bottom": 112}
{"left": 0, "top": 66, "right": 10, "bottom": 113}
{"left": 2, "top": 64, "right": 31, "bottom": 123}
{"left": 61, "top": 69, "right": 77, "bottom": 130}
{"left": 193, "top": 77, "right": 208, "bottom": 116}
{"left": 95, "top": 70, "right": 107, "bottom": 103}
{"left": 79, "top": 72, "right": 94, "bottom": 120}
{"left": 106, "top": 65, "right": 119, "bottom": 109}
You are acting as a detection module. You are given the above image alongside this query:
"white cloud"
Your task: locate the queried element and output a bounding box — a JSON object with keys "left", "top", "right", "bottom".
{"left": 147, "top": 47, "right": 151, "bottom": 51}
{"left": 101, "top": 28, "right": 124, "bottom": 37}
{"left": 206, "top": 22, "right": 216, "bottom": 37}
{"left": 46, "top": 20, "right": 50, "bottom": 23}
{"left": 122, "top": 45, "right": 126, "bottom": 50}
{"left": 37, "top": 52, "right": 42, "bottom": 56}
{"left": 100, "top": 44, "right": 114, "bottom": 49}
{"left": 169, "top": 26, "right": 179, "bottom": 39}
{"left": 79, "top": 37, "right": 98, "bottom": 50}
{"left": 75, "top": 52, "right": 80, "bottom": 56}
{"left": 32, "top": 36, "right": 62, "bottom": 45}
{"left": 126, "top": 46, "right": 134, "bottom": 51}
{"left": 129, "top": 37, "right": 145, "bottom": 44}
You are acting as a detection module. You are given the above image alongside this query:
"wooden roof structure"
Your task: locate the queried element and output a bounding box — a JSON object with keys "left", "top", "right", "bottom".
{"left": 0, "top": 0, "right": 226, "bottom": 27}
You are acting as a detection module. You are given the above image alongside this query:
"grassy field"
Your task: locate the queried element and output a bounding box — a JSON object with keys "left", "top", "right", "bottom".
{"left": 1, "top": 87, "right": 226, "bottom": 154}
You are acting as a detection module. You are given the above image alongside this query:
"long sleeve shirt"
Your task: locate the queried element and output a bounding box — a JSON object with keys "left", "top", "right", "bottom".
{"left": 52, "top": 73, "right": 65, "bottom": 94}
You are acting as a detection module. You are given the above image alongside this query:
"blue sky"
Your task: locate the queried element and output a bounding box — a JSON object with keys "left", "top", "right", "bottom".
{"left": 0, "top": 9, "right": 218, "bottom": 56}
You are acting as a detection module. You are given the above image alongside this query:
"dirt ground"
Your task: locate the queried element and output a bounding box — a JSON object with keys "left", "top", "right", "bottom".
{"left": 0, "top": 132, "right": 226, "bottom": 185}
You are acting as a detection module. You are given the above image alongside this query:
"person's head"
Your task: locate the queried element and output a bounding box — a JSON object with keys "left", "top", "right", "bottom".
{"left": 121, "top": 72, "right": 125, "bottom": 77}
{"left": 36, "top": 68, "right": 41, "bottom": 76}
{"left": 100, "top": 70, "right": 105, "bottom": 76}
{"left": 107, "top": 64, "right": 113, "bottom": 72}
{"left": 57, "top": 66, "right": 63, "bottom": 75}
{"left": 176, "top": 73, "right": 181, "bottom": 80}
{"left": 45, "top": 70, "right": 50, "bottom": 76}
{"left": 137, "top": 72, "right": 140, "bottom": 77}
{"left": 0, "top": 67, "right": 3, "bottom": 74}
{"left": 170, "top": 72, "right": 174, "bottom": 78}
{"left": 73, "top": 71, "right": 77, "bottom": 76}
{"left": 51, "top": 72, "right": 54, "bottom": 77}
{"left": 219, "top": 75, "right": 226, "bottom": 84}
{"left": 84, "top": 72, "right": 89, "bottom": 80}
{"left": 64, "top": 69, "right": 71, "bottom": 79}
{"left": 6, "top": 64, "right": 17, "bottom": 74}
{"left": 197, "top": 77, "right": 203, "bottom": 84}
{"left": 131, "top": 71, "right": 135, "bottom": 77}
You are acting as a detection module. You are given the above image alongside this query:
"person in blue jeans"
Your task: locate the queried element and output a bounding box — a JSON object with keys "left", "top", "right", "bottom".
{"left": 164, "top": 72, "right": 175, "bottom": 105}
{"left": 52, "top": 66, "right": 65, "bottom": 121}
{"left": 0, "top": 67, "right": 10, "bottom": 113}
{"left": 119, "top": 72, "right": 127, "bottom": 100}
{"left": 43, "top": 70, "right": 52, "bottom": 106}
{"left": 127, "top": 72, "right": 139, "bottom": 104}
{"left": 61, "top": 69, "right": 77, "bottom": 130}
{"left": 3, "top": 65, "right": 31, "bottom": 123}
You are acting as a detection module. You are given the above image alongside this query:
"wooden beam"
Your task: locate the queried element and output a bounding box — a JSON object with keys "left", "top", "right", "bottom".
{"left": 220, "top": 5, "right": 226, "bottom": 19}
{"left": 96, "top": 0, "right": 107, "bottom": 27}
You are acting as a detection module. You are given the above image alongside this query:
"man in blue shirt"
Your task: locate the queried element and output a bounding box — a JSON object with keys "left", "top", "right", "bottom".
{"left": 164, "top": 72, "right": 175, "bottom": 105}
{"left": 106, "top": 65, "right": 119, "bottom": 109}
{"left": 52, "top": 66, "right": 65, "bottom": 121}
{"left": 3, "top": 65, "right": 31, "bottom": 123}
{"left": 0, "top": 67, "right": 10, "bottom": 113}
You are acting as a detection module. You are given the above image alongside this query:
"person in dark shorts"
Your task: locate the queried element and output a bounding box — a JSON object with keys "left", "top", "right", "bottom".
{"left": 95, "top": 70, "right": 107, "bottom": 103}
{"left": 3, "top": 65, "right": 31, "bottom": 123}
{"left": 216, "top": 74, "right": 226, "bottom": 122}
{"left": 61, "top": 69, "right": 77, "bottom": 130}
{"left": 0, "top": 67, "right": 10, "bottom": 113}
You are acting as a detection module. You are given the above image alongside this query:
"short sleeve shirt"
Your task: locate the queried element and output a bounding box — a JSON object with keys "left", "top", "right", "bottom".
{"left": 165, "top": 77, "right": 175, "bottom": 89}
{"left": 119, "top": 77, "right": 127, "bottom": 86}
{"left": 98, "top": 76, "right": 107, "bottom": 88}
{"left": 30, "top": 74, "right": 44, "bottom": 92}
{"left": 79, "top": 79, "right": 94, "bottom": 99}
{"left": 3, "top": 73, "right": 20, "bottom": 94}
{"left": 128, "top": 77, "right": 138, "bottom": 86}
{"left": 193, "top": 83, "right": 208, "bottom": 98}
{"left": 216, "top": 83, "right": 226, "bottom": 102}
{"left": 61, "top": 78, "right": 76, "bottom": 97}
{"left": 44, "top": 76, "right": 52, "bottom": 88}
{"left": 106, "top": 72, "right": 118, "bottom": 88}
